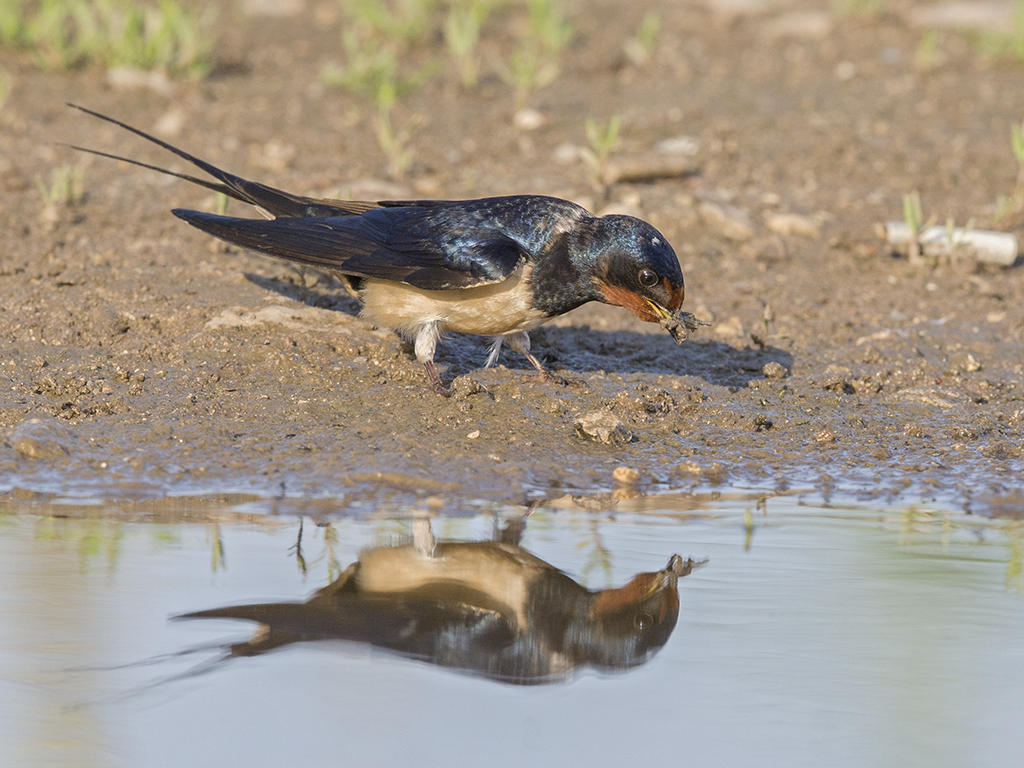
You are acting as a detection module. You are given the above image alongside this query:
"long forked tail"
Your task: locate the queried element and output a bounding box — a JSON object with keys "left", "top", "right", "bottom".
{"left": 66, "top": 103, "right": 377, "bottom": 218}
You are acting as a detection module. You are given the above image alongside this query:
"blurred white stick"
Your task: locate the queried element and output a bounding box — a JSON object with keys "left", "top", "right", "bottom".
{"left": 885, "top": 222, "right": 1019, "bottom": 266}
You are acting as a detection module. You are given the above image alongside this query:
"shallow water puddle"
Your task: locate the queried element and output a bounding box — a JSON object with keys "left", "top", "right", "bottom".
{"left": 1, "top": 496, "right": 1021, "bottom": 767}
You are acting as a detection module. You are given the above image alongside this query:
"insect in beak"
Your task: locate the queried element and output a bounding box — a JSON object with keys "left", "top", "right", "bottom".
{"left": 645, "top": 299, "right": 709, "bottom": 345}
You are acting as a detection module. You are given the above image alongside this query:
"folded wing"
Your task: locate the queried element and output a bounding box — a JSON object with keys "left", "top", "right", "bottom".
{"left": 173, "top": 207, "right": 528, "bottom": 290}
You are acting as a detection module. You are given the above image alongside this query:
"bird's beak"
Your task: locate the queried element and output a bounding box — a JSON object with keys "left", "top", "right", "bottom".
{"left": 645, "top": 299, "right": 708, "bottom": 345}
{"left": 645, "top": 299, "right": 673, "bottom": 322}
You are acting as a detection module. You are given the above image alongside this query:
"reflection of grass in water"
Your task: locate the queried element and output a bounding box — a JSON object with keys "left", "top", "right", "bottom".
{"left": 896, "top": 506, "right": 956, "bottom": 549}
{"left": 149, "top": 525, "right": 181, "bottom": 547}
{"left": 578, "top": 520, "right": 612, "bottom": 587}
{"left": 33, "top": 516, "right": 123, "bottom": 572}
{"left": 437, "top": 516, "right": 472, "bottom": 541}
{"left": 291, "top": 518, "right": 348, "bottom": 582}
{"left": 372, "top": 517, "right": 412, "bottom": 547}
{"left": 1006, "top": 523, "right": 1022, "bottom": 591}
{"left": 888, "top": 505, "right": 1023, "bottom": 590}
{"left": 322, "top": 522, "right": 341, "bottom": 582}
{"left": 897, "top": 506, "right": 942, "bottom": 547}
{"left": 208, "top": 522, "right": 225, "bottom": 572}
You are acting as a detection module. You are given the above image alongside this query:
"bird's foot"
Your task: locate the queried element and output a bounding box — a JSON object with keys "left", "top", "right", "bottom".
{"left": 451, "top": 375, "right": 493, "bottom": 399}
{"left": 423, "top": 361, "right": 453, "bottom": 397}
{"left": 522, "top": 349, "right": 583, "bottom": 387}
{"left": 537, "top": 369, "right": 584, "bottom": 387}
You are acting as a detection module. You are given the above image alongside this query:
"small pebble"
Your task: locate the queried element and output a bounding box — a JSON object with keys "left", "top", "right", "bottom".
{"left": 613, "top": 466, "right": 640, "bottom": 485}
{"left": 106, "top": 67, "right": 172, "bottom": 94}
{"left": 553, "top": 143, "right": 580, "bottom": 164}
{"left": 655, "top": 135, "right": 700, "bottom": 156}
{"left": 698, "top": 201, "right": 755, "bottom": 242}
{"left": 834, "top": 61, "right": 857, "bottom": 81}
{"left": 763, "top": 10, "right": 833, "bottom": 40}
{"left": 514, "top": 108, "right": 545, "bottom": 131}
{"left": 765, "top": 212, "right": 820, "bottom": 239}
{"left": 9, "top": 418, "right": 72, "bottom": 460}
{"left": 714, "top": 316, "right": 745, "bottom": 339}
{"left": 574, "top": 411, "right": 633, "bottom": 445}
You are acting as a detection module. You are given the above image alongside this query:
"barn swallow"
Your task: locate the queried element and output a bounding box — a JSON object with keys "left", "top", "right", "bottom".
{"left": 69, "top": 104, "right": 703, "bottom": 394}
{"left": 178, "top": 520, "right": 704, "bottom": 684}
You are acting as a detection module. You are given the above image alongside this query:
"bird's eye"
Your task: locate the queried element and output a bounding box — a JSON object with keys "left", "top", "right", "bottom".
{"left": 638, "top": 268, "right": 658, "bottom": 287}
{"left": 634, "top": 612, "right": 655, "bottom": 630}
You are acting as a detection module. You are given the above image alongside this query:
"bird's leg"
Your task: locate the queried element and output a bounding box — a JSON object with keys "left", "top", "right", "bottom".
{"left": 412, "top": 516, "right": 437, "bottom": 557}
{"left": 505, "top": 332, "right": 582, "bottom": 386}
{"left": 422, "top": 360, "right": 452, "bottom": 397}
{"left": 413, "top": 321, "right": 452, "bottom": 396}
{"left": 336, "top": 272, "right": 362, "bottom": 301}
{"left": 484, "top": 336, "right": 504, "bottom": 368}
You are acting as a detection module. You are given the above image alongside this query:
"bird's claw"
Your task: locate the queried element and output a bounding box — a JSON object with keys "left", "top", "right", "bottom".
{"left": 451, "top": 376, "right": 492, "bottom": 399}
{"left": 538, "top": 370, "right": 584, "bottom": 387}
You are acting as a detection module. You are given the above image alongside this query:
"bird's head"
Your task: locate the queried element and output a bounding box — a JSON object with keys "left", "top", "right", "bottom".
{"left": 570, "top": 554, "right": 697, "bottom": 670}
{"left": 589, "top": 215, "right": 685, "bottom": 328}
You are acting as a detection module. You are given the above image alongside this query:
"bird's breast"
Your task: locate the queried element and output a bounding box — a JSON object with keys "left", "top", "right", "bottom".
{"left": 358, "top": 265, "right": 548, "bottom": 337}
{"left": 355, "top": 543, "right": 551, "bottom": 629}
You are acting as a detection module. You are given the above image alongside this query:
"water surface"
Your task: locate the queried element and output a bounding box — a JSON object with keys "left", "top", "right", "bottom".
{"left": 1, "top": 495, "right": 1020, "bottom": 767}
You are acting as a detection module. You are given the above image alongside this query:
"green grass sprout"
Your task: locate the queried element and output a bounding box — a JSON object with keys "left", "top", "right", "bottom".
{"left": 444, "top": 0, "right": 492, "bottom": 88}
{"left": 0, "top": 0, "right": 215, "bottom": 77}
{"left": 581, "top": 114, "right": 620, "bottom": 190}
{"left": 623, "top": 10, "right": 659, "bottom": 66}
{"left": 38, "top": 164, "right": 86, "bottom": 206}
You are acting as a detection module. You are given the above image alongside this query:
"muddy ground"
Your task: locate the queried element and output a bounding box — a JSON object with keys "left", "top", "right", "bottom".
{"left": 1, "top": 0, "right": 1023, "bottom": 515}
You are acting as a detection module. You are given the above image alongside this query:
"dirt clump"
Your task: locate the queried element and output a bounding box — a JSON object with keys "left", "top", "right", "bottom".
{"left": 1, "top": 1, "right": 1022, "bottom": 513}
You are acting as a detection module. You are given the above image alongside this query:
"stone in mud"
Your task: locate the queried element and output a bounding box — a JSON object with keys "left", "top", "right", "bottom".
{"left": 907, "top": 2, "right": 1014, "bottom": 31}
{"left": 765, "top": 212, "right": 821, "bottom": 239}
{"left": 697, "top": 201, "right": 755, "bottom": 242}
{"left": 604, "top": 154, "right": 698, "bottom": 185}
{"left": 574, "top": 411, "right": 632, "bottom": 445}
{"left": 9, "top": 418, "right": 72, "bottom": 460}
{"left": 674, "top": 460, "right": 727, "bottom": 484}
{"left": 513, "top": 108, "right": 545, "bottom": 131}
{"left": 947, "top": 352, "right": 983, "bottom": 375}
{"left": 762, "top": 361, "right": 789, "bottom": 379}
{"left": 450, "top": 376, "right": 492, "bottom": 400}
{"left": 613, "top": 466, "right": 641, "bottom": 485}
{"left": 763, "top": 11, "right": 833, "bottom": 40}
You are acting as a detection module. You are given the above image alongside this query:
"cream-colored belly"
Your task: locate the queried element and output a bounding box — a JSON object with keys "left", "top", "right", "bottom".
{"left": 357, "top": 266, "right": 548, "bottom": 337}
{"left": 356, "top": 543, "right": 551, "bottom": 628}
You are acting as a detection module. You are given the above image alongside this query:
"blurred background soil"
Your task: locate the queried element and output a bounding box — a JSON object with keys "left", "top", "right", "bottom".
{"left": 0, "top": 0, "right": 1022, "bottom": 513}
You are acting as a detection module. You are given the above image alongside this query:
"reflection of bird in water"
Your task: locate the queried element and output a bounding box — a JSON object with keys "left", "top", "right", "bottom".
{"left": 180, "top": 520, "right": 705, "bottom": 685}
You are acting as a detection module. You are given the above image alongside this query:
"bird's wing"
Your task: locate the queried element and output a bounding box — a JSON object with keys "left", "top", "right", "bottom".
{"left": 68, "top": 103, "right": 378, "bottom": 218}
{"left": 179, "top": 594, "right": 517, "bottom": 659}
{"left": 173, "top": 206, "right": 529, "bottom": 290}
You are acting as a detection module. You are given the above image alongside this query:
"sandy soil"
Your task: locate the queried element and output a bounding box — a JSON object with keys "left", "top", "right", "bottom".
{"left": 1, "top": 0, "right": 1022, "bottom": 514}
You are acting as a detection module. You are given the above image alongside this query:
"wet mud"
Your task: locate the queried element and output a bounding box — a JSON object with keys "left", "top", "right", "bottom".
{"left": 1, "top": 1, "right": 1023, "bottom": 513}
